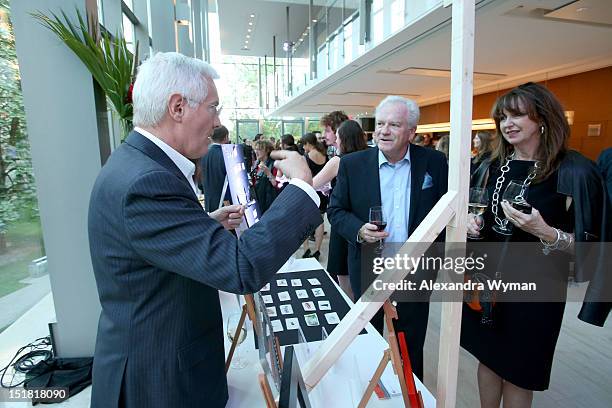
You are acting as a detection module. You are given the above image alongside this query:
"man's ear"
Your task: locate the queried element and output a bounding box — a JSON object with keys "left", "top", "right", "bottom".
{"left": 168, "top": 94, "right": 185, "bottom": 122}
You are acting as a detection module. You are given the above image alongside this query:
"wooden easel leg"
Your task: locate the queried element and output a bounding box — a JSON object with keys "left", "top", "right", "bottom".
{"left": 259, "top": 373, "right": 278, "bottom": 408}
{"left": 358, "top": 349, "right": 391, "bottom": 408}
{"left": 383, "top": 301, "right": 412, "bottom": 407}
{"left": 225, "top": 304, "right": 248, "bottom": 373}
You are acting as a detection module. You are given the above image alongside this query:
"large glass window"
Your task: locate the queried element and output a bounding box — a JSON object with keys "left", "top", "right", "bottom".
{"left": 371, "top": 0, "right": 384, "bottom": 44}
{"left": 390, "top": 0, "right": 405, "bottom": 33}
{"left": 0, "top": 2, "right": 47, "bottom": 331}
{"left": 282, "top": 121, "right": 304, "bottom": 138}
{"left": 262, "top": 120, "right": 282, "bottom": 141}
{"left": 236, "top": 120, "right": 259, "bottom": 143}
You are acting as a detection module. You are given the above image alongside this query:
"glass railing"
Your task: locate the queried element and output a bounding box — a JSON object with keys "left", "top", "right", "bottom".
{"left": 272, "top": 0, "right": 443, "bottom": 112}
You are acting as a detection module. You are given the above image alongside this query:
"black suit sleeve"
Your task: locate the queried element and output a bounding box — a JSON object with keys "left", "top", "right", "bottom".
{"left": 327, "top": 158, "right": 365, "bottom": 245}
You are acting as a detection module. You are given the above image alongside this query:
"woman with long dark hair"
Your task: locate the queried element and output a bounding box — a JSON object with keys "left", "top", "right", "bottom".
{"left": 463, "top": 82, "right": 608, "bottom": 407}
{"left": 313, "top": 120, "right": 368, "bottom": 299}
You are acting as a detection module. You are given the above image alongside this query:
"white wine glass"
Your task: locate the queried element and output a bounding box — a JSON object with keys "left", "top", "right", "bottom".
{"left": 226, "top": 312, "right": 248, "bottom": 369}
{"left": 467, "top": 187, "right": 489, "bottom": 240}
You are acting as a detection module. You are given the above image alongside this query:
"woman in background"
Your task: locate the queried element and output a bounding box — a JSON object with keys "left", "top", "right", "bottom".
{"left": 300, "top": 133, "right": 329, "bottom": 260}
{"left": 251, "top": 140, "right": 278, "bottom": 214}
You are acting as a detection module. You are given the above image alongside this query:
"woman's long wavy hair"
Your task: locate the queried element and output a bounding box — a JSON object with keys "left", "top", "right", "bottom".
{"left": 490, "top": 82, "right": 569, "bottom": 182}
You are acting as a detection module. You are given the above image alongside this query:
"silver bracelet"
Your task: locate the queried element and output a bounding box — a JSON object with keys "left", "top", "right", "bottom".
{"left": 541, "top": 228, "right": 561, "bottom": 255}
{"left": 540, "top": 228, "right": 574, "bottom": 255}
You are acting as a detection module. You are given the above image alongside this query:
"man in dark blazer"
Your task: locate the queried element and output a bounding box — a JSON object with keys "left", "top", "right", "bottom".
{"left": 88, "top": 52, "right": 321, "bottom": 408}
{"left": 327, "top": 96, "right": 448, "bottom": 380}
{"left": 200, "top": 125, "right": 230, "bottom": 212}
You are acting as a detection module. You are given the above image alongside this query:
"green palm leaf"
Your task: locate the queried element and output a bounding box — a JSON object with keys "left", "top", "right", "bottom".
{"left": 31, "top": 7, "right": 136, "bottom": 128}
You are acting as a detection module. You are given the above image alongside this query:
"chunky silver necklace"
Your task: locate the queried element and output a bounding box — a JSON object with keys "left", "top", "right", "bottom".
{"left": 491, "top": 152, "right": 539, "bottom": 230}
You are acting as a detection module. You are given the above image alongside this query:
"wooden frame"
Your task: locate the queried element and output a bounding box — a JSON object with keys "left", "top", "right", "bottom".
{"left": 301, "top": 1, "right": 475, "bottom": 407}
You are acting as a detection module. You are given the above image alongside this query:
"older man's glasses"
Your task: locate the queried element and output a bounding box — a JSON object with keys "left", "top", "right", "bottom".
{"left": 182, "top": 96, "right": 223, "bottom": 117}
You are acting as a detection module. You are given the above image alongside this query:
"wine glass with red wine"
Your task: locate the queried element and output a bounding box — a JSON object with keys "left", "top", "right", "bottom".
{"left": 369, "top": 206, "right": 386, "bottom": 253}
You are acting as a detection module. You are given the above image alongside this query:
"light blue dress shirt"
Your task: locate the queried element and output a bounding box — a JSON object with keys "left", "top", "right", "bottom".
{"left": 378, "top": 147, "right": 411, "bottom": 244}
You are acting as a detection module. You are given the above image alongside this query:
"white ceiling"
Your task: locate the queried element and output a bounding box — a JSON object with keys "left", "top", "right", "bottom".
{"left": 217, "top": 0, "right": 612, "bottom": 117}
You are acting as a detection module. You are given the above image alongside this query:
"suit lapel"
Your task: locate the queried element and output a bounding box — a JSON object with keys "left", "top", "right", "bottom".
{"left": 367, "top": 148, "right": 382, "bottom": 208}
{"left": 125, "top": 131, "right": 197, "bottom": 200}
{"left": 408, "top": 144, "right": 427, "bottom": 233}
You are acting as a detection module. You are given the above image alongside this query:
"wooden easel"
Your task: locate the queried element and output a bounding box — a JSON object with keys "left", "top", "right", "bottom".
{"left": 358, "top": 301, "right": 424, "bottom": 408}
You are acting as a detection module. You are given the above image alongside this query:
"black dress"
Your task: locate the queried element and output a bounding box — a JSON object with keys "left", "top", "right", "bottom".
{"left": 461, "top": 160, "right": 574, "bottom": 391}
{"left": 305, "top": 153, "right": 328, "bottom": 213}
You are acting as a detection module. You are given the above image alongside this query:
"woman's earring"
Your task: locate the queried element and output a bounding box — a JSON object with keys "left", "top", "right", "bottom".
{"left": 540, "top": 125, "right": 545, "bottom": 135}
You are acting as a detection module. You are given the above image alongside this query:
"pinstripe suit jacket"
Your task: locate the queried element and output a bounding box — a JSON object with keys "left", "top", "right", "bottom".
{"left": 88, "top": 131, "right": 321, "bottom": 407}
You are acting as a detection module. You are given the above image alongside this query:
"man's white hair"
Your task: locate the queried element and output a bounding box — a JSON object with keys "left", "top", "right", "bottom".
{"left": 375, "top": 95, "right": 420, "bottom": 128}
{"left": 132, "top": 52, "right": 219, "bottom": 127}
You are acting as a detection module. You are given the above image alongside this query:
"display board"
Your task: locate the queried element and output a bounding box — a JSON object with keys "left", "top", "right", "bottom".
{"left": 256, "top": 269, "right": 366, "bottom": 346}
{"left": 221, "top": 144, "right": 260, "bottom": 228}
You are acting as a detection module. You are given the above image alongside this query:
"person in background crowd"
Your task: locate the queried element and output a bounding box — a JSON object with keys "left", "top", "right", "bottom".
{"left": 281, "top": 134, "right": 299, "bottom": 152}
{"left": 300, "top": 132, "right": 329, "bottom": 260}
{"left": 253, "top": 133, "right": 263, "bottom": 142}
{"left": 200, "top": 125, "right": 231, "bottom": 212}
{"left": 413, "top": 134, "right": 424, "bottom": 146}
{"left": 472, "top": 130, "right": 496, "bottom": 166}
{"left": 436, "top": 134, "right": 450, "bottom": 160}
{"left": 241, "top": 137, "right": 254, "bottom": 172}
{"left": 328, "top": 97, "right": 448, "bottom": 380}
{"left": 464, "top": 82, "right": 609, "bottom": 408}
{"left": 321, "top": 111, "right": 349, "bottom": 159}
{"left": 87, "top": 51, "right": 321, "bottom": 408}
{"left": 252, "top": 140, "right": 279, "bottom": 214}
{"left": 313, "top": 119, "right": 369, "bottom": 300}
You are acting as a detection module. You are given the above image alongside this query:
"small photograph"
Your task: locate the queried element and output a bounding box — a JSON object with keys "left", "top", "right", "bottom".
{"left": 277, "top": 291, "right": 291, "bottom": 302}
{"left": 307, "top": 278, "right": 321, "bottom": 286}
{"left": 302, "top": 301, "right": 316, "bottom": 311}
{"left": 260, "top": 283, "right": 270, "bottom": 292}
{"left": 267, "top": 306, "right": 277, "bottom": 317}
{"left": 318, "top": 300, "right": 331, "bottom": 310}
{"left": 312, "top": 288, "right": 325, "bottom": 297}
{"left": 277, "top": 279, "right": 288, "bottom": 287}
{"left": 280, "top": 304, "right": 294, "bottom": 315}
{"left": 324, "top": 312, "right": 341, "bottom": 325}
{"left": 271, "top": 319, "right": 284, "bottom": 333}
{"left": 262, "top": 295, "right": 273, "bottom": 304}
{"left": 304, "top": 313, "right": 320, "bottom": 327}
{"left": 296, "top": 289, "right": 309, "bottom": 299}
{"left": 291, "top": 279, "right": 302, "bottom": 287}
{"left": 285, "top": 317, "right": 300, "bottom": 330}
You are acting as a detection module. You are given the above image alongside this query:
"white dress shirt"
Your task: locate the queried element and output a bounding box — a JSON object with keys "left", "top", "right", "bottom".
{"left": 134, "top": 127, "right": 320, "bottom": 208}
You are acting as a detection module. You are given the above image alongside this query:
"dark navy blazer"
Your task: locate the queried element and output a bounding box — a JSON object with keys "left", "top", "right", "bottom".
{"left": 201, "top": 143, "right": 230, "bottom": 212}
{"left": 88, "top": 131, "right": 321, "bottom": 407}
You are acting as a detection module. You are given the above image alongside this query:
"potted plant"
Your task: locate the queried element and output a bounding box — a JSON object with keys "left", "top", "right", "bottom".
{"left": 32, "top": 8, "right": 138, "bottom": 140}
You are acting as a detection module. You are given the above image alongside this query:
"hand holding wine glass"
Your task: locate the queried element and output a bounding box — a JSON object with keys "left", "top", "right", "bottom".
{"left": 467, "top": 187, "right": 488, "bottom": 239}
{"left": 492, "top": 180, "right": 530, "bottom": 236}
{"left": 368, "top": 206, "right": 387, "bottom": 253}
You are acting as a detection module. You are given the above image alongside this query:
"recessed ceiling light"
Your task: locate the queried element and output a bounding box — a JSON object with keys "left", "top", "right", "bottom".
{"left": 246, "top": 34, "right": 250, "bottom": 38}
{"left": 245, "top": 40, "right": 249, "bottom": 44}
{"left": 312, "top": 19, "right": 317, "bottom": 23}
{"left": 576, "top": 7, "right": 588, "bottom": 12}
{"left": 250, "top": 13, "right": 255, "bottom": 18}
{"left": 306, "top": 26, "right": 310, "bottom": 30}
{"left": 248, "top": 22, "right": 253, "bottom": 26}
{"left": 247, "top": 28, "right": 252, "bottom": 32}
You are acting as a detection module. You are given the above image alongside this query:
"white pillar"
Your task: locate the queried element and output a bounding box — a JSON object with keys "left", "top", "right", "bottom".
{"left": 436, "top": 0, "right": 475, "bottom": 407}
{"left": 148, "top": 0, "right": 176, "bottom": 52}
{"left": 10, "top": 0, "right": 103, "bottom": 357}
